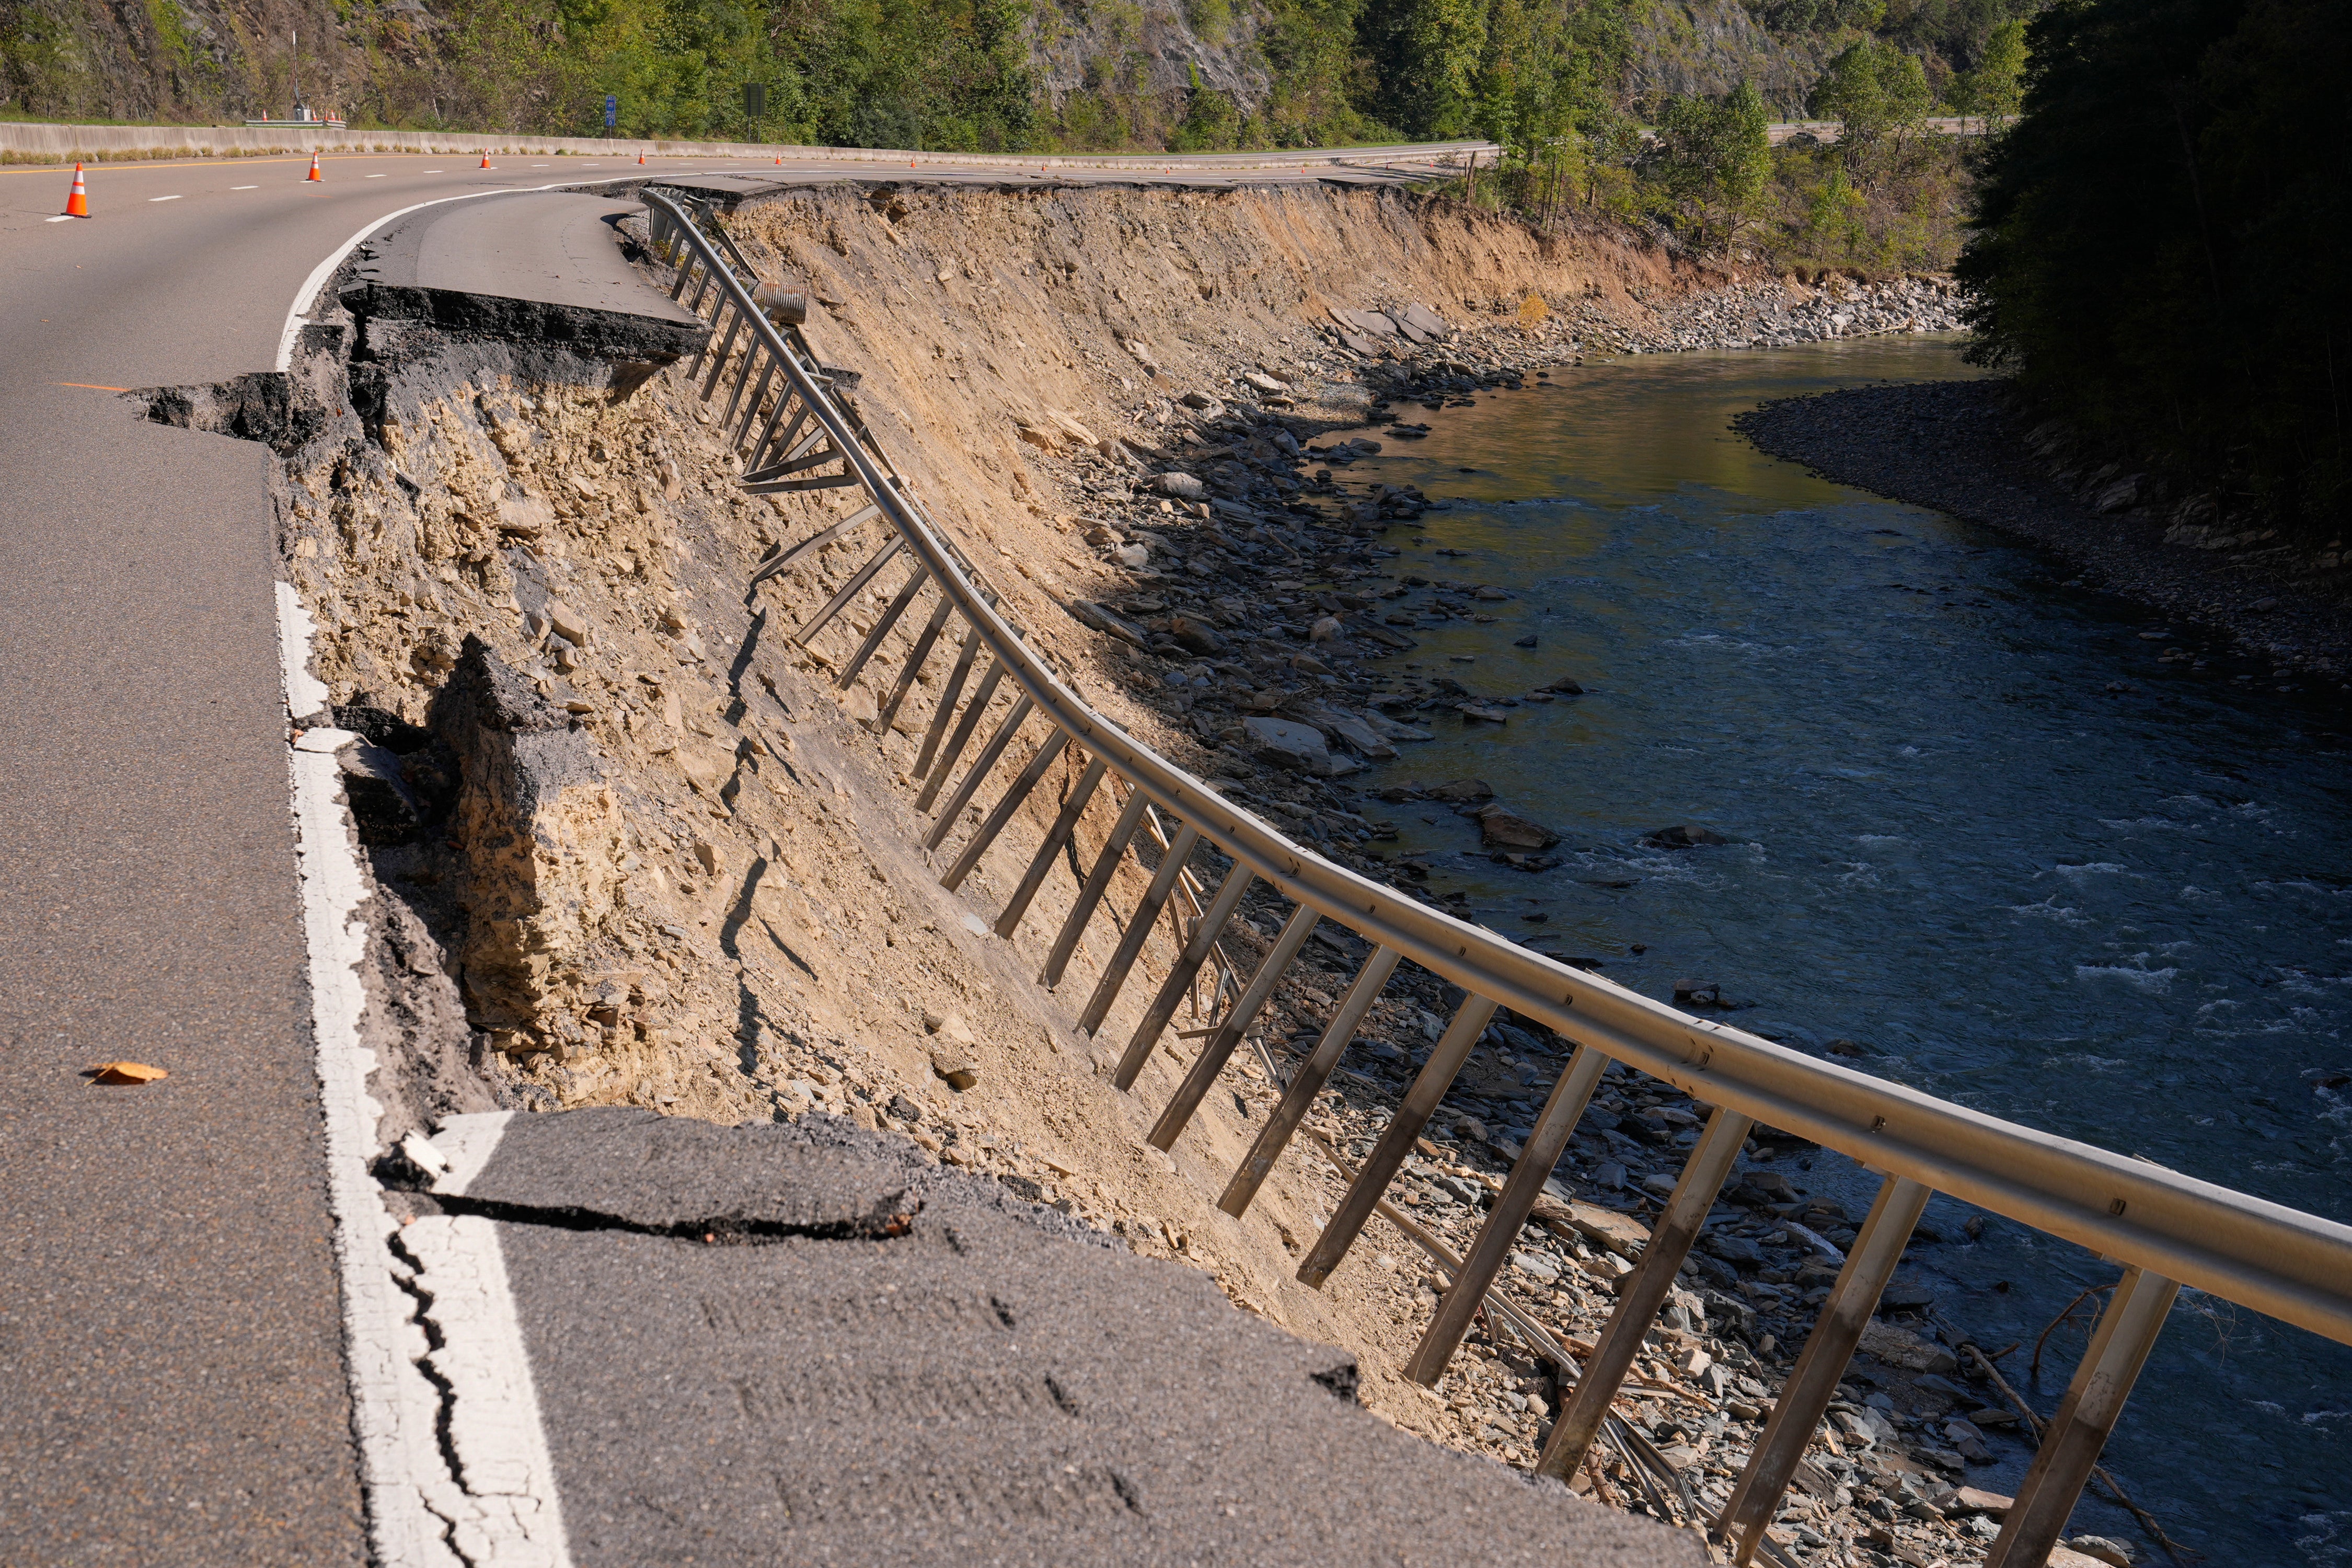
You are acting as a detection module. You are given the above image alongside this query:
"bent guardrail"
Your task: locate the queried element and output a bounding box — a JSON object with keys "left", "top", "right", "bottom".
{"left": 638, "top": 188, "right": 2352, "bottom": 1568}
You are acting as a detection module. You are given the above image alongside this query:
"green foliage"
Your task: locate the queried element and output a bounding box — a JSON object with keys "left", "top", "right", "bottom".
{"left": 1254, "top": 0, "right": 1385, "bottom": 145}
{"left": 1954, "top": 15, "right": 2025, "bottom": 119}
{"left": 1183, "top": 0, "right": 1233, "bottom": 45}
{"left": 1648, "top": 77, "right": 1770, "bottom": 249}
{"left": 1809, "top": 36, "right": 1930, "bottom": 155}
{"left": 1753, "top": 0, "right": 2040, "bottom": 105}
{"left": 1958, "top": 0, "right": 2352, "bottom": 531}
{"left": 1170, "top": 59, "right": 1240, "bottom": 148}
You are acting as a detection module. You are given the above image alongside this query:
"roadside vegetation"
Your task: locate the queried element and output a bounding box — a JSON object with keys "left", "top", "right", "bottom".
{"left": 4, "top": 0, "right": 2034, "bottom": 271}
{"left": 1957, "top": 0, "right": 2349, "bottom": 538}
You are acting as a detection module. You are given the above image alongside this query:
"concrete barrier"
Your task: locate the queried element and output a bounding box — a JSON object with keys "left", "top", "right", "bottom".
{"left": 0, "top": 120, "right": 1495, "bottom": 171}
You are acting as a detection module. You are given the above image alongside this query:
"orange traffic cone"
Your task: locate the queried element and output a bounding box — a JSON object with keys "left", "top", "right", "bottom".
{"left": 479, "top": 149, "right": 492, "bottom": 169}
{"left": 306, "top": 151, "right": 322, "bottom": 181}
{"left": 63, "top": 162, "right": 88, "bottom": 217}
{"left": 774, "top": 155, "right": 782, "bottom": 166}
{"left": 637, "top": 151, "right": 646, "bottom": 166}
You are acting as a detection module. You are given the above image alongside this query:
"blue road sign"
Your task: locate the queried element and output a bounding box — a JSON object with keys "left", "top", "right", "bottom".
{"left": 604, "top": 94, "right": 617, "bottom": 128}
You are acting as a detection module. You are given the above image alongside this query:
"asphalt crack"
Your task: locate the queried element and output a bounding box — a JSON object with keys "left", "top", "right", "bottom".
{"left": 417, "top": 1190, "right": 920, "bottom": 1245}
{"left": 388, "top": 1230, "right": 484, "bottom": 1568}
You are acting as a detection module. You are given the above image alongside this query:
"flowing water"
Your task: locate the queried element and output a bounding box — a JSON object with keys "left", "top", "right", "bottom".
{"left": 1352, "top": 337, "right": 2350, "bottom": 1564}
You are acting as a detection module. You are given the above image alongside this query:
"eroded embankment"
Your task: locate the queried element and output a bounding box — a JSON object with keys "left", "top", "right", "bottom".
{"left": 207, "top": 178, "right": 2026, "bottom": 1563}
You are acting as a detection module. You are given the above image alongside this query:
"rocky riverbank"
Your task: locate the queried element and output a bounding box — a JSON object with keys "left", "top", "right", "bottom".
{"left": 1736, "top": 379, "right": 2352, "bottom": 691}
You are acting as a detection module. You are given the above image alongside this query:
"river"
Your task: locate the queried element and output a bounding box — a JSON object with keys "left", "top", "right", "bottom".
{"left": 1353, "top": 336, "right": 2350, "bottom": 1566}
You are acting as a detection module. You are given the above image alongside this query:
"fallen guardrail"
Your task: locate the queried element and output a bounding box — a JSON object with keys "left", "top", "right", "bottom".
{"left": 639, "top": 187, "right": 2352, "bottom": 1568}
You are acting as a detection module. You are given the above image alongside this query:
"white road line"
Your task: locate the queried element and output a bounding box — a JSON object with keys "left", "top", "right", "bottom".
{"left": 281, "top": 596, "right": 573, "bottom": 1567}
{"left": 149, "top": 194, "right": 182, "bottom": 202}
{"left": 44, "top": 214, "right": 72, "bottom": 222}
{"left": 366, "top": 172, "right": 387, "bottom": 178}
{"left": 422, "top": 169, "right": 443, "bottom": 172}
{"left": 278, "top": 591, "right": 455, "bottom": 1567}
{"left": 233, "top": 184, "right": 259, "bottom": 190}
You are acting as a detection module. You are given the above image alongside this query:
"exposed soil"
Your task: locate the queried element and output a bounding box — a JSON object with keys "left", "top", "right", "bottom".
{"left": 1736, "top": 378, "right": 2352, "bottom": 693}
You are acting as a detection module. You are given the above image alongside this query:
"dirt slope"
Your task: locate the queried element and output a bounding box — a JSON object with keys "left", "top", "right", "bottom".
{"left": 229, "top": 180, "right": 1997, "bottom": 1554}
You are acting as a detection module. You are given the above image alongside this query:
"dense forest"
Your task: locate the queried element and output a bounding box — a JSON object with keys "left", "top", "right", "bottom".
{"left": 1959, "top": 0, "right": 2347, "bottom": 535}
{"left": 0, "top": 0, "right": 2037, "bottom": 268}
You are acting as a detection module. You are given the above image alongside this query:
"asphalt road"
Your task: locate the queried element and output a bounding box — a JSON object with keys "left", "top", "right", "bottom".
{"left": 439, "top": 1108, "right": 1696, "bottom": 1567}
{"left": 0, "top": 146, "right": 1491, "bottom": 1567}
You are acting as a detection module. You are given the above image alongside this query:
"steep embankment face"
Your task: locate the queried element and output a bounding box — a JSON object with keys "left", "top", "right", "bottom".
{"left": 247, "top": 179, "right": 1960, "bottom": 1493}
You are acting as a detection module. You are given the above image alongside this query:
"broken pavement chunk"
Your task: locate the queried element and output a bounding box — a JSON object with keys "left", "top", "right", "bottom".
{"left": 430, "top": 1106, "right": 920, "bottom": 1236}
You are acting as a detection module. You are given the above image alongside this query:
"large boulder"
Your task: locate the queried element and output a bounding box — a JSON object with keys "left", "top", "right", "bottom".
{"left": 1474, "top": 803, "right": 1559, "bottom": 850}
{"left": 1166, "top": 615, "right": 1227, "bottom": 656}
{"left": 1243, "top": 717, "right": 1332, "bottom": 776}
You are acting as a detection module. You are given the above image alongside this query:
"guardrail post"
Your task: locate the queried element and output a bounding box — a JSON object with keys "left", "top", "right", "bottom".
{"left": 920, "top": 695, "right": 1034, "bottom": 851}
{"left": 1297, "top": 994, "right": 1498, "bottom": 1288}
{"left": 940, "top": 729, "right": 1070, "bottom": 892}
{"left": 728, "top": 355, "right": 778, "bottom": 446}
{"left": 1716, "top": 1173, "right": 1930, "bottom": 1564}
{"left": 911, "top": 626, "right": 984, "bottom": 780}
{"left": 835, "top": 564, "right": 929, "bottom": 690}
{"left": 1113, "top": 866, "right": 1256, "bottom": 1088}
{"left": 1148, "top": 903, "right": 1320, "bottom": 1149}
{"left": 1076, "top": 823, "right": 1201, "bottom": 1034}
{"left": 1040, "top": 788, "right": 1150, "bottom": 988}
{"left": 875, "top": 597, "right": 958, "bottom": 732}
{"left": 995, "top": 757, "right": 1108, "bottom": 937}
{"left": 795, "top": 536, "right": 903, "bottom": 644}
{"left": 1403, "top": 1043, "right": 1609, "bottom": 1383}
{"left": 1217, "top": 946, "right": 1403, "bottom": 1218}
{"left": 1534, "top": 1106, "right": 1753, "bottom": 1481}
{"left": 914, "top": 659, "right": 1010, "bottom": 813}
{"left": 1984, "top": 1267, "right": 2180, "bottom": 1568}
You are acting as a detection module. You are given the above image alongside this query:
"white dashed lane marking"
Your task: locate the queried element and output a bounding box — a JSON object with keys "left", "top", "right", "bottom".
{"left": 149, "top": 194, "right": 181, "bottom": 202}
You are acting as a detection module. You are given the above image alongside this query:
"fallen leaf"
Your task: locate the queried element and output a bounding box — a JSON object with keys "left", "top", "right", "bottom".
{"left": 84, "top": 1062, "right": 168, "bottom": 1086}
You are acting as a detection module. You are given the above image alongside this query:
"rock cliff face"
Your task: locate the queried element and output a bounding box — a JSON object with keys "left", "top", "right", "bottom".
{"left": 3, "top": 0, "right": 1834, "bottom": 136}
{"left": 1624, "top": 0, "right": 1829, "bottom": 113}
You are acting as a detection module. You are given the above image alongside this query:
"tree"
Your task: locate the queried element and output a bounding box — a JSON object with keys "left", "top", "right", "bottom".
{"left": 1959, "top": 0, "right": 2351, "bottom": 533}
{"left": 1652, "top": 79, "right": 1771, "bottom": 253}
{"left": 1811, "top": 37, "right": 1932, "bottom": 162}
{"left": 1953, "top": 17, "right": 2026, "bottom": 130}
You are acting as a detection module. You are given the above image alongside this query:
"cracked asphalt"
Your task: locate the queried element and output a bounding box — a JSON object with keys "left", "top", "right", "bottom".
{"left": 439, "top": 1110, "right": 1700, "bottom": 1567}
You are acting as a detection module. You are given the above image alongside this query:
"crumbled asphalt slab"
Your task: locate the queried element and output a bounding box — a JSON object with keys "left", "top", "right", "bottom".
{"left": 1734, "top": 378, "right": 2352, "bottom": 686}
{"left": 434, "top": 1109, "right": 1702, "bottom": 1566}
{"left": 423, "top": 1104, "right": 945, "bottom": 1239}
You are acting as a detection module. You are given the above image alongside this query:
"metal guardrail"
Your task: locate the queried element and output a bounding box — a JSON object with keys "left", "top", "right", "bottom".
{"left": 638, "top": 189, "right": 2352, "bottom": 1568}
